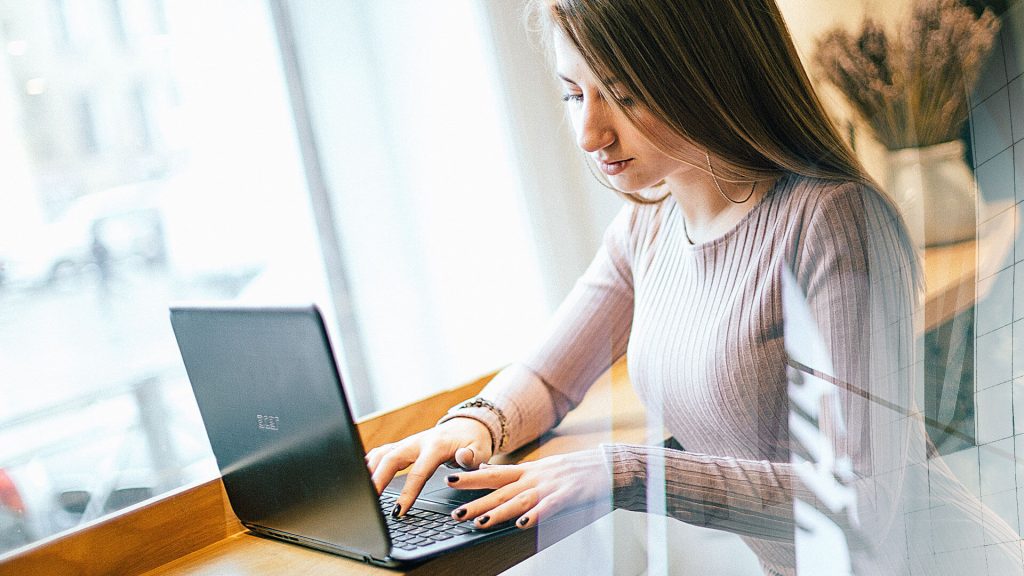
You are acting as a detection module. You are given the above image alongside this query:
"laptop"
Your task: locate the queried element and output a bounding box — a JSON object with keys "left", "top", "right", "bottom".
{"left": 168, "top": 303, "right": 517, "bottom": 568}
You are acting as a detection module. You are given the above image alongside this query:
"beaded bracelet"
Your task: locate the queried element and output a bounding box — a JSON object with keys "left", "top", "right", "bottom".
{"left": 454, "top": 397, "right": 510, "bottom": 453}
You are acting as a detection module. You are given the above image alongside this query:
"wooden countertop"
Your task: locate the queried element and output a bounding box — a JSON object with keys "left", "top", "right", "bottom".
{"left": 5, "top": 361, "right": 645, "bottom": 576}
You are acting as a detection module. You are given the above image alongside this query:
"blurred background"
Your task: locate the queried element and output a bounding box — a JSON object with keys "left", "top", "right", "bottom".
{"left": 1, "top": 1, "right": 1024, "bottom": 574}
{"left": 0, "top": 0, "right": 618, "bottom": 554}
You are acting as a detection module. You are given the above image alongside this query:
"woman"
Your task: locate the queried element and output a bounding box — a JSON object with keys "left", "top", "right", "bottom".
{"left": 367, "top": 1, "right": 923, "bottom": 573}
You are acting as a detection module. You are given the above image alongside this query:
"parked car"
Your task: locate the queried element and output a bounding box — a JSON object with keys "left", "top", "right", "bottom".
{"left": 0, "top": 469, "right": 30, "bottom": 554}
{"left": 0, "top": 182, "right": 166, "bottom": 290}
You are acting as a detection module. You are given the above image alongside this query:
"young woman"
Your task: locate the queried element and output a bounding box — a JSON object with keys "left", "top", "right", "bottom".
{"left": 367, "top": 1, "right": 928, "bottom": 573}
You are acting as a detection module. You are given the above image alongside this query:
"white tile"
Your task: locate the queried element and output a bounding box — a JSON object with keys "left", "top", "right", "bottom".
{"left": 1015, "top": 145, "right": 1024, "bottom": 205}
{"left": 932, "top": 502, "right": 985, "bottom": 552}
{"left": 978, "top": 382, "right": 1015, "bottom": 444}
{"left": 1016, "top": 435, "right": 1024, "bottom": 489}
{"left": 1006, "top": 3, "right": 1024, "bottom": 81}
{"left": 1014, "top": 321, "right": 1024, "bottom": 380}
{"left": 986, "top": 541, "right": 1024, "bottom": 576}
{"left": 936, "top": 446, "right": 981, "bottom": 498}
{"left": 905, "top": 461, "right": 931, "bottom": 512}
{"left": 977, "top": 29, "right": 1009, "bottom": 107}
{"left": 980, "top": 206, "right": 1015, "bottom": 276}
{"left": 981, "top": 437, "right": 1017, "bottom": 495}
{"left": 905, "top": 507, "right": 932, "bottom": 556}
{"left": 1011, "top": 76, "right": 1024, "bottom": 144}
{"left": 979, "top": 148, "right": 1016, "bottom": 221}
{"left": 1016, "top": 378, "right": 1024, "bottom": 435}
{"left": 973, "top": 87, "right": 1013, "bottom": 166}
{"left": 983, "top": 489, "right": 1020, "bottom": 545}
{"left": 1016, "top": 205, "right": 1024, "bottom": 264}
{"left": 1015, "top": 267, "right": 1024, "bottom": 322}
{"left": 978, "top": 324, "right": 1013, "bottom": 388}
{"left": 935, "top": 546, "right": 988, "bottom": 573}
{"left": 978, "top": 266, "right": 1014, "bottom": 336}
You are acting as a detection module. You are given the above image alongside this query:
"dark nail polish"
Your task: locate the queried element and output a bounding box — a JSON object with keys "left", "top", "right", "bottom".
{"left": 518, "top": 516, "right": 528, "bottom": 527}
{"left": 478, "top": 515, "right": 490, "bottom": 525}
{"left": 447, "top": 474, "right": 459, "bottom": 483}
{"left": 454, "top": 508, "right": 467, "bottom": 519}
{"left": 390, "top": 503, "right": 401, "bottom": 518}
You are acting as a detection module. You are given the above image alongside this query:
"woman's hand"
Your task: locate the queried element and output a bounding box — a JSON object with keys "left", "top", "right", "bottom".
{"left": 444, "top": 448, "right": 611, "bottom": 529}
{"left": 365, "top": 417, "right": 493, "bottom": 517}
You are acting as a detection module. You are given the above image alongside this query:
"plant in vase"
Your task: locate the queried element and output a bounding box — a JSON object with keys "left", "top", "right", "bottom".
{"left": 814, "top": 0, "right": 1000, "bottom": 246}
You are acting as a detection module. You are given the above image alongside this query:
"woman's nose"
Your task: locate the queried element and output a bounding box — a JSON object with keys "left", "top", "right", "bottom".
{"left": 576, "top": 100, "right": 615, "bottom": 153}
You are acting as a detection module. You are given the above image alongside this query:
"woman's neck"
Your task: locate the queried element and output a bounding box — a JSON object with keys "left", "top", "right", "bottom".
{"left": 665, "top": 171, "right": 772, "bottom": 245}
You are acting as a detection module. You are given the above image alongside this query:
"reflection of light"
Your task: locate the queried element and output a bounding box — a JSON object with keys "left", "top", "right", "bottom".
{"left": 25, "top": 78, "right": 46, "bottom": 95}
{"left": 6, "top": 40, "right": 27, "bottom": 56}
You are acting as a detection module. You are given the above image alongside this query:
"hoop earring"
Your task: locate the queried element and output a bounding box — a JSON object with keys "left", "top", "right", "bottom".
{"left": 706, "top": 151, "right": 756, "bottom": 204}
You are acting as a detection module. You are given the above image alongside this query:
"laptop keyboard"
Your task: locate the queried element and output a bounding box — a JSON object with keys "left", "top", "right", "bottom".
{"left": 378, "top": 493, "right": 476, "bottom": 551}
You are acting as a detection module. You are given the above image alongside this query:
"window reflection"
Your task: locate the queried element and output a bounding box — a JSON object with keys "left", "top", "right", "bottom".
{"left": 0, "top": 0, "right": 322, "bottom": 554}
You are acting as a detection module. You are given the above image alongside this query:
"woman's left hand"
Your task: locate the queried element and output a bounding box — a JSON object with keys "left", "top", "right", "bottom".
{"left": 444, "top": 448, "right": 611, "bottom": 529}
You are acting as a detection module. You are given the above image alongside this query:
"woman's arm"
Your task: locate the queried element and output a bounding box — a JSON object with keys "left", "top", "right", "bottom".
{"left": 603, "top": 183, "right": 921, "bottom": 565}
{"left": 368, "top": 202, "right": 640, "bottom": 514}
{"left": 448, "top": 183, "right": 922, "bottom": 573}
{"left": 438, "top": 202, "right": 640, "bottom": 454}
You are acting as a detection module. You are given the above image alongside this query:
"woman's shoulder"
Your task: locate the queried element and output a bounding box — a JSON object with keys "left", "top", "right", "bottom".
{"left": 776, "top": 173, "right": 902, "bottom": 234}
{"left": 781, "top": 173, "right": 886, "bottom": 211}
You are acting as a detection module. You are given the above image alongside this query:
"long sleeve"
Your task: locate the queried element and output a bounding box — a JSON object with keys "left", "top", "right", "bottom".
{"left": 439, "top": 203, "right": 638, "bottom": 453}
{"left": 601, "top": 180, "right": 923, "bottom": 574}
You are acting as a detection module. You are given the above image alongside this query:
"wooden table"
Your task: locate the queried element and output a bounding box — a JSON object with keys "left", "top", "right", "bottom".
{"left": 5, "top": 361, "right": 646, "bottom": 576}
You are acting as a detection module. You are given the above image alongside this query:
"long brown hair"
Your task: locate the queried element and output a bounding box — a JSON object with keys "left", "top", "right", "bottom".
{"left": 534, "top": 0, "right": 874, "bottom": 193}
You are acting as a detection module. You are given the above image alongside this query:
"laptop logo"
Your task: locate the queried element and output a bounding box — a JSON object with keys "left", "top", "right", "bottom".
{"left": 257, "top": 414, "right": 280, "bottom": 431}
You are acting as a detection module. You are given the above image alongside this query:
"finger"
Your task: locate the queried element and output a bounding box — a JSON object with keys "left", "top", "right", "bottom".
{"left": 446, "top": 464, "right": 522, "bottom": 490}
{"left": 365, "top": 443, "right": 393, "bottom": 474}
{"left": 450, "top": 481, "right": 528, "bottom": 523}
{"left": 474, "top": 487, "right": 540, "bottom": 529}
{"left": 370, "top": 446, "right": 417, "bottom": 496}
{"left": 393, "top": 448, "right": 449, "bottom": 517}
{"left": 516, "top": 488, "right": 569, "bottom": 529}
{"left": 453, "top": 447, "right": 478, "bottom": 469}
{"left": 454, "top": 429, "right": 492, "bottom": 470}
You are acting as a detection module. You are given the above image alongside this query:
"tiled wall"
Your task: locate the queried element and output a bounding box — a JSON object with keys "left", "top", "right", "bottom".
{"left": 937, "top": 1, "right": 1024, "bottom": 572}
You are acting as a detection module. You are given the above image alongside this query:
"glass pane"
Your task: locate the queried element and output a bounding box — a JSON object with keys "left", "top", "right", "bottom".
{"left": 0, "top": 0, "right": 324, "bottom": 554}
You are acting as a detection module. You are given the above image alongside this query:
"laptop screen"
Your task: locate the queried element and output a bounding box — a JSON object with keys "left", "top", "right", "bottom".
{"left": 169, "top": 304, "right": 390, "bottom": 559}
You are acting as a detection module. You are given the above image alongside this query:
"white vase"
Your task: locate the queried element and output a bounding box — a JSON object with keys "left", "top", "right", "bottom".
{"left": 886, "top": 140, "right": 978, "bottom": 247}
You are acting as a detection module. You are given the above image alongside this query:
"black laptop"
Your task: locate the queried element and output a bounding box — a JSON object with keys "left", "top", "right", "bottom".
{"left": 168, "top": 303, "right": 516, "bottom": 568}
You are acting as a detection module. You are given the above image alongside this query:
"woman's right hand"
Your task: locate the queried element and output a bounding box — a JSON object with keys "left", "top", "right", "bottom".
{"left": 365, "top": 417, "right": 493, "bottom": 517}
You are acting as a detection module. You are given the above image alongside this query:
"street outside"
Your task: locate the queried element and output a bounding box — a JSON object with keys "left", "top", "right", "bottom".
{"left": 0, "top": 262, "right": 241, "bottom": 554}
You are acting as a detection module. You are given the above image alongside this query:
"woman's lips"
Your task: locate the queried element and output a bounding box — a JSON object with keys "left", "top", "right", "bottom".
{"left": 599, "top": 158, "right": 632, "bottom": 176}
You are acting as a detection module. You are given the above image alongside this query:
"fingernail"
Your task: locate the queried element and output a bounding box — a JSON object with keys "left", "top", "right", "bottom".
{"left": 447, "top": 474, "right": 459, "bottom": 483}
{"left": 518, "top": 516, "right": 529, "bottom": 527}
{"left": 477, "top": 515, "right": 490, "bottom": 525}
{"left": 454, "top": 508, "right": 467, "bottom": 519}
{"left": 390, "top": 503, "right": 401, "bottom": 518}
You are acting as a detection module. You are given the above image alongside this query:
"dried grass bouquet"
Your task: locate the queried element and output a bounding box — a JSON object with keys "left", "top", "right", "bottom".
{"left": 814, "top": 0, "right": 1000, "bottom": 150}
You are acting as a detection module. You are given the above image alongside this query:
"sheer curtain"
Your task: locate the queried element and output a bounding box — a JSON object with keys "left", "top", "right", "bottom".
{"left": 281, "top": 0, "right": 620, "bottom": 414}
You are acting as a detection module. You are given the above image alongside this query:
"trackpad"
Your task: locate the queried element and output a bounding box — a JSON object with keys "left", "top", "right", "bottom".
{"left": 420, "top": 486, "right": 491, "bottom": 505}
{"left": 386, "top": 468, "right": 492, "bottom": 505}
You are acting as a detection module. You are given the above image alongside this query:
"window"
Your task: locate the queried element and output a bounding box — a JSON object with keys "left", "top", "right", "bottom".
{"left": 0, "top": 0, "right": 323, "bottom": 554}
{"left": 0, "top": 0, "right": 605, "bottom": 557}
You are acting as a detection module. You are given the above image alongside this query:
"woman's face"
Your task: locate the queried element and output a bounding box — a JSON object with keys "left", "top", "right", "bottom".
{"left": 553, "top": 32, "right": 696, "bottom": 192}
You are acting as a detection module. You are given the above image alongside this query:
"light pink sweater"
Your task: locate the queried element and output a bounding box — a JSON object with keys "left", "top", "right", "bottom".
{"left": 443, "top": 174, "right": 923, "bottom": 574}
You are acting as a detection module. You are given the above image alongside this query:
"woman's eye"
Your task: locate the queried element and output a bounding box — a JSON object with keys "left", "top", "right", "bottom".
{"left": 561, "top": 93, "right": 583, "bottom": 104}
{"left": 612, "top": 94, "right": 636, "bottom": 107}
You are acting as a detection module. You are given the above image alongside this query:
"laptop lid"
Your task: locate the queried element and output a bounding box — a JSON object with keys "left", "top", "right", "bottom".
{"left": 169, "top": 304, "right": 391, "bottom": 561}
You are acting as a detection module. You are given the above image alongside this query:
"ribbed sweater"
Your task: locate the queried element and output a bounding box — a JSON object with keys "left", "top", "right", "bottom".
{"left": 443, "top": 174, "right": 924, "bottom": 574}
